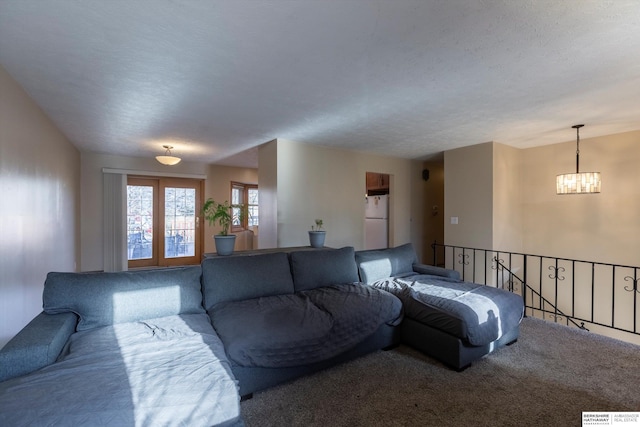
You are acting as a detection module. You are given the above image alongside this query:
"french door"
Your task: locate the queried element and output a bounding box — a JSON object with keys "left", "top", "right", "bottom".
{"left": 127, "top": 177, "right": 203, "bottom": 268}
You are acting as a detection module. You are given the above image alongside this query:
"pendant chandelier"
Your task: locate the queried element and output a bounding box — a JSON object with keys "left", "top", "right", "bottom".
{"left": 556, "top": 124, "right": 601, "bottom": 195}
{"left": 155, "top": 145, "right": 181, "bottom": 166}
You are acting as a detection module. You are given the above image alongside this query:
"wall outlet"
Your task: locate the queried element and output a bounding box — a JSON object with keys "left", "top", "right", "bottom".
{"left": 451, "top": 216, "right": 459, "bottom": 225}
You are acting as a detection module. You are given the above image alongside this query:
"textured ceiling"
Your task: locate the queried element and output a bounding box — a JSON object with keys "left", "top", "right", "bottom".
{"left": 1, "top": 1, "right": 639, "bottom": 168}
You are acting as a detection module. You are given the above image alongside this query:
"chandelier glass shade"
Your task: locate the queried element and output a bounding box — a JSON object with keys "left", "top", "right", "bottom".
{"left": 556, "top": 125, "right": 601, "bottom": 195}
{"left": 556, "top": 172, "right": 601, "bottom": 194}
{"left": 155, "top": 145, "right": 181, "bottom": 165}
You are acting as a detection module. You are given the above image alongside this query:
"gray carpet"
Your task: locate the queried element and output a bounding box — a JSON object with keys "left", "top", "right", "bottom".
{"left": 240, "top": 317, "right": 640, "bottom": 426}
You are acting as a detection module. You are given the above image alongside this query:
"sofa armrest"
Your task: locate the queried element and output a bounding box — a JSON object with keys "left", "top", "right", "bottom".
{"left": 412, "top": 263, "right": 461, "bottom": 280}
{"left": 0, "top": 311, "right": 77, "bottom": 382}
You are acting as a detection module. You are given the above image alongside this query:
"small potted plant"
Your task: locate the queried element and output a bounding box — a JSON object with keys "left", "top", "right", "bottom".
{"left": 308, "top": 219, "right": 326, "bottom": 248}
{"left": 202, "top": 198, "right": 236, "bottom": 255}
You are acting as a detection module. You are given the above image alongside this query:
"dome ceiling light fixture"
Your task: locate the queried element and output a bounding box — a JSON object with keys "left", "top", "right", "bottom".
{"left": 155, "top": 145, "right": 181, "bottom": 166}
{"left": 556, "top": 124, "right": 601, "bottom": 195}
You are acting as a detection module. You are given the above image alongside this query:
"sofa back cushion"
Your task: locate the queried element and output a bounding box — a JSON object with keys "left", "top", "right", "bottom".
{"left": 289, "top": 247, "right": 360, "bottom": 291}
{"left": 201, "top": 252, "right": 294, "bottom": 311}
{"left": 355, "top": 243, "right": 418, "bottom": 284}
{"left": 43, "top": 266, "right": 204, "bottom": 331}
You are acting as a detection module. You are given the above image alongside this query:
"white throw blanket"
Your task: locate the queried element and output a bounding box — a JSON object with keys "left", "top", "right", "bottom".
{"left": 0, "top": 314, "right": 242, "bottom": 427}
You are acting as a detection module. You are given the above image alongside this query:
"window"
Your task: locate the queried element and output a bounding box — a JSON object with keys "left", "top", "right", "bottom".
{"left": 231, "top": 182, "right": 258, "bottom": 231}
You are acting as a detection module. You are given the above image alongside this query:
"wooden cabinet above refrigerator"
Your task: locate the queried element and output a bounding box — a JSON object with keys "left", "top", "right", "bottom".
{"left": 366, "top": 172, "right": 389, "bottom": 195}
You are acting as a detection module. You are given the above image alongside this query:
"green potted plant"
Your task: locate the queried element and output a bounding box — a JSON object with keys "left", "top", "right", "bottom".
{"left": 308, "top": 219, "right": 326, "bottom": 248}
{"left": 202, "top": 198, "right": 236, "bottom": 255}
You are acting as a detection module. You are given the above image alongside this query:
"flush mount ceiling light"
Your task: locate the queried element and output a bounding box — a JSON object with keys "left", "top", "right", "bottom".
{"left": 155, "top": 145, "right": 181, "bottom": 166}
{"left": 556, "top": 124, "right": 601, "bottom": 195}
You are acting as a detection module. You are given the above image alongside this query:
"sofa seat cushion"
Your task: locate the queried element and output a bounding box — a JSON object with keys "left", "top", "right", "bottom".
{"left": 372, "top": 274, "right": 524, "bottom": 346}
{"left": 0, "top": 314, "right": 242, "bottom": 427}
{"left": 210, "top": 283, "right": 403, "bottom": 368}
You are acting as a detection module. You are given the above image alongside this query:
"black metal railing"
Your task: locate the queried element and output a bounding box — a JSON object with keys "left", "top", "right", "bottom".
{"left": 431, "top": 242, "right": 640, "bottom": 340}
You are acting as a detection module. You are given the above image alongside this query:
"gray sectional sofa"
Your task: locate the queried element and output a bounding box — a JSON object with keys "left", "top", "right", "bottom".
{"left": 355, "top": 243, "right": 524, "bottom": 370}
{"left": 0, "top": 243, "right": 523, "bottom": 426}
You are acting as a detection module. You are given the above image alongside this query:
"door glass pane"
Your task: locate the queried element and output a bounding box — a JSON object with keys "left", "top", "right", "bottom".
{"left": 231, "top": 186, "right": 243, "bottom": 227}
{"left": 248, "top": 188, "right": 259, "bottom": 227}
{"left": 164, "top": 187, "right": 196, "bottom": 258}
{"left": 127, "top": 185, "right": 153, "bottom": 260}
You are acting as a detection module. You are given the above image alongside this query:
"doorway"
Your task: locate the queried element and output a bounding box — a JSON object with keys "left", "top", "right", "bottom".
{"left": 127, "top": 176, "right": 204, "bottom": 268}
{"left": 365, "top": 172, "right": 390, "bottom": 250}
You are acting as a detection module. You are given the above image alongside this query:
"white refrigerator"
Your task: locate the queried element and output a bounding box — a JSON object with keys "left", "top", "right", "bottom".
{"left": 365, "top": 195, "right": 389, "bottom": 250}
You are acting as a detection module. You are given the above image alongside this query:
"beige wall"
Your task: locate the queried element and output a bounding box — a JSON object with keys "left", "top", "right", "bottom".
{"left": 444, "top": 142, "right": 494, "bottom": 249}
{"left": 445, "top": 132, "right": 640, "bottom": 264}
{"left": 493, "top": 143, "right": 523, "bottom": 253}
{"left": 0, "top": 65, "right": 80, "bottom": 347}
{"left": 260, "top": 139, "right": 424, "bottom": 258}
{"left": 522, "top": 130, "right": 640, "bottom": 266}
{"left": 257, "top": 139, "right": 278, "bottom": 249}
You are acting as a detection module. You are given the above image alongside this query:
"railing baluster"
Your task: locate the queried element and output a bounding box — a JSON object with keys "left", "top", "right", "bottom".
{"left": 539, "top": 258, "right": 544, "bottom": 321}
{"left": 571, "top": 261, "right": 576, "bottom": 321}
{"left": 635, "top": 268, "right": 638, "bottom": 334}
{"left": 612, "top": 266, "right": 616, "bottom": 330}
{"left": 484, "top": 249, "right": 488, "bottom": 285}
{"left": 591, "top": 263, "right": 595, "bottom": 325}
{"left": 554, "top": 258, "right": 559, "bottom": 322}
{"left": 523, "top": 254, "right": 528, "bottom": 316}
{"left": 508, "top": 252, "right": 512, "bottom": 291}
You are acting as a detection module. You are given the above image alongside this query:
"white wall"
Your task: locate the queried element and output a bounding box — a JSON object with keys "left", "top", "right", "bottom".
{"left": 0, "top": 65, "right": 80, "bottom": 347}
{"left": 261, "top": 139, "right": 424, "bottom": 258}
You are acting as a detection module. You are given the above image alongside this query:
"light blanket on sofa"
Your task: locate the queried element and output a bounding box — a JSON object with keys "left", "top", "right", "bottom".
{"left": 0, "top": 314, "right": 242, "bottom": 427}
{"left": 371, "top": 274, "right": 524, "bottom": 346}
